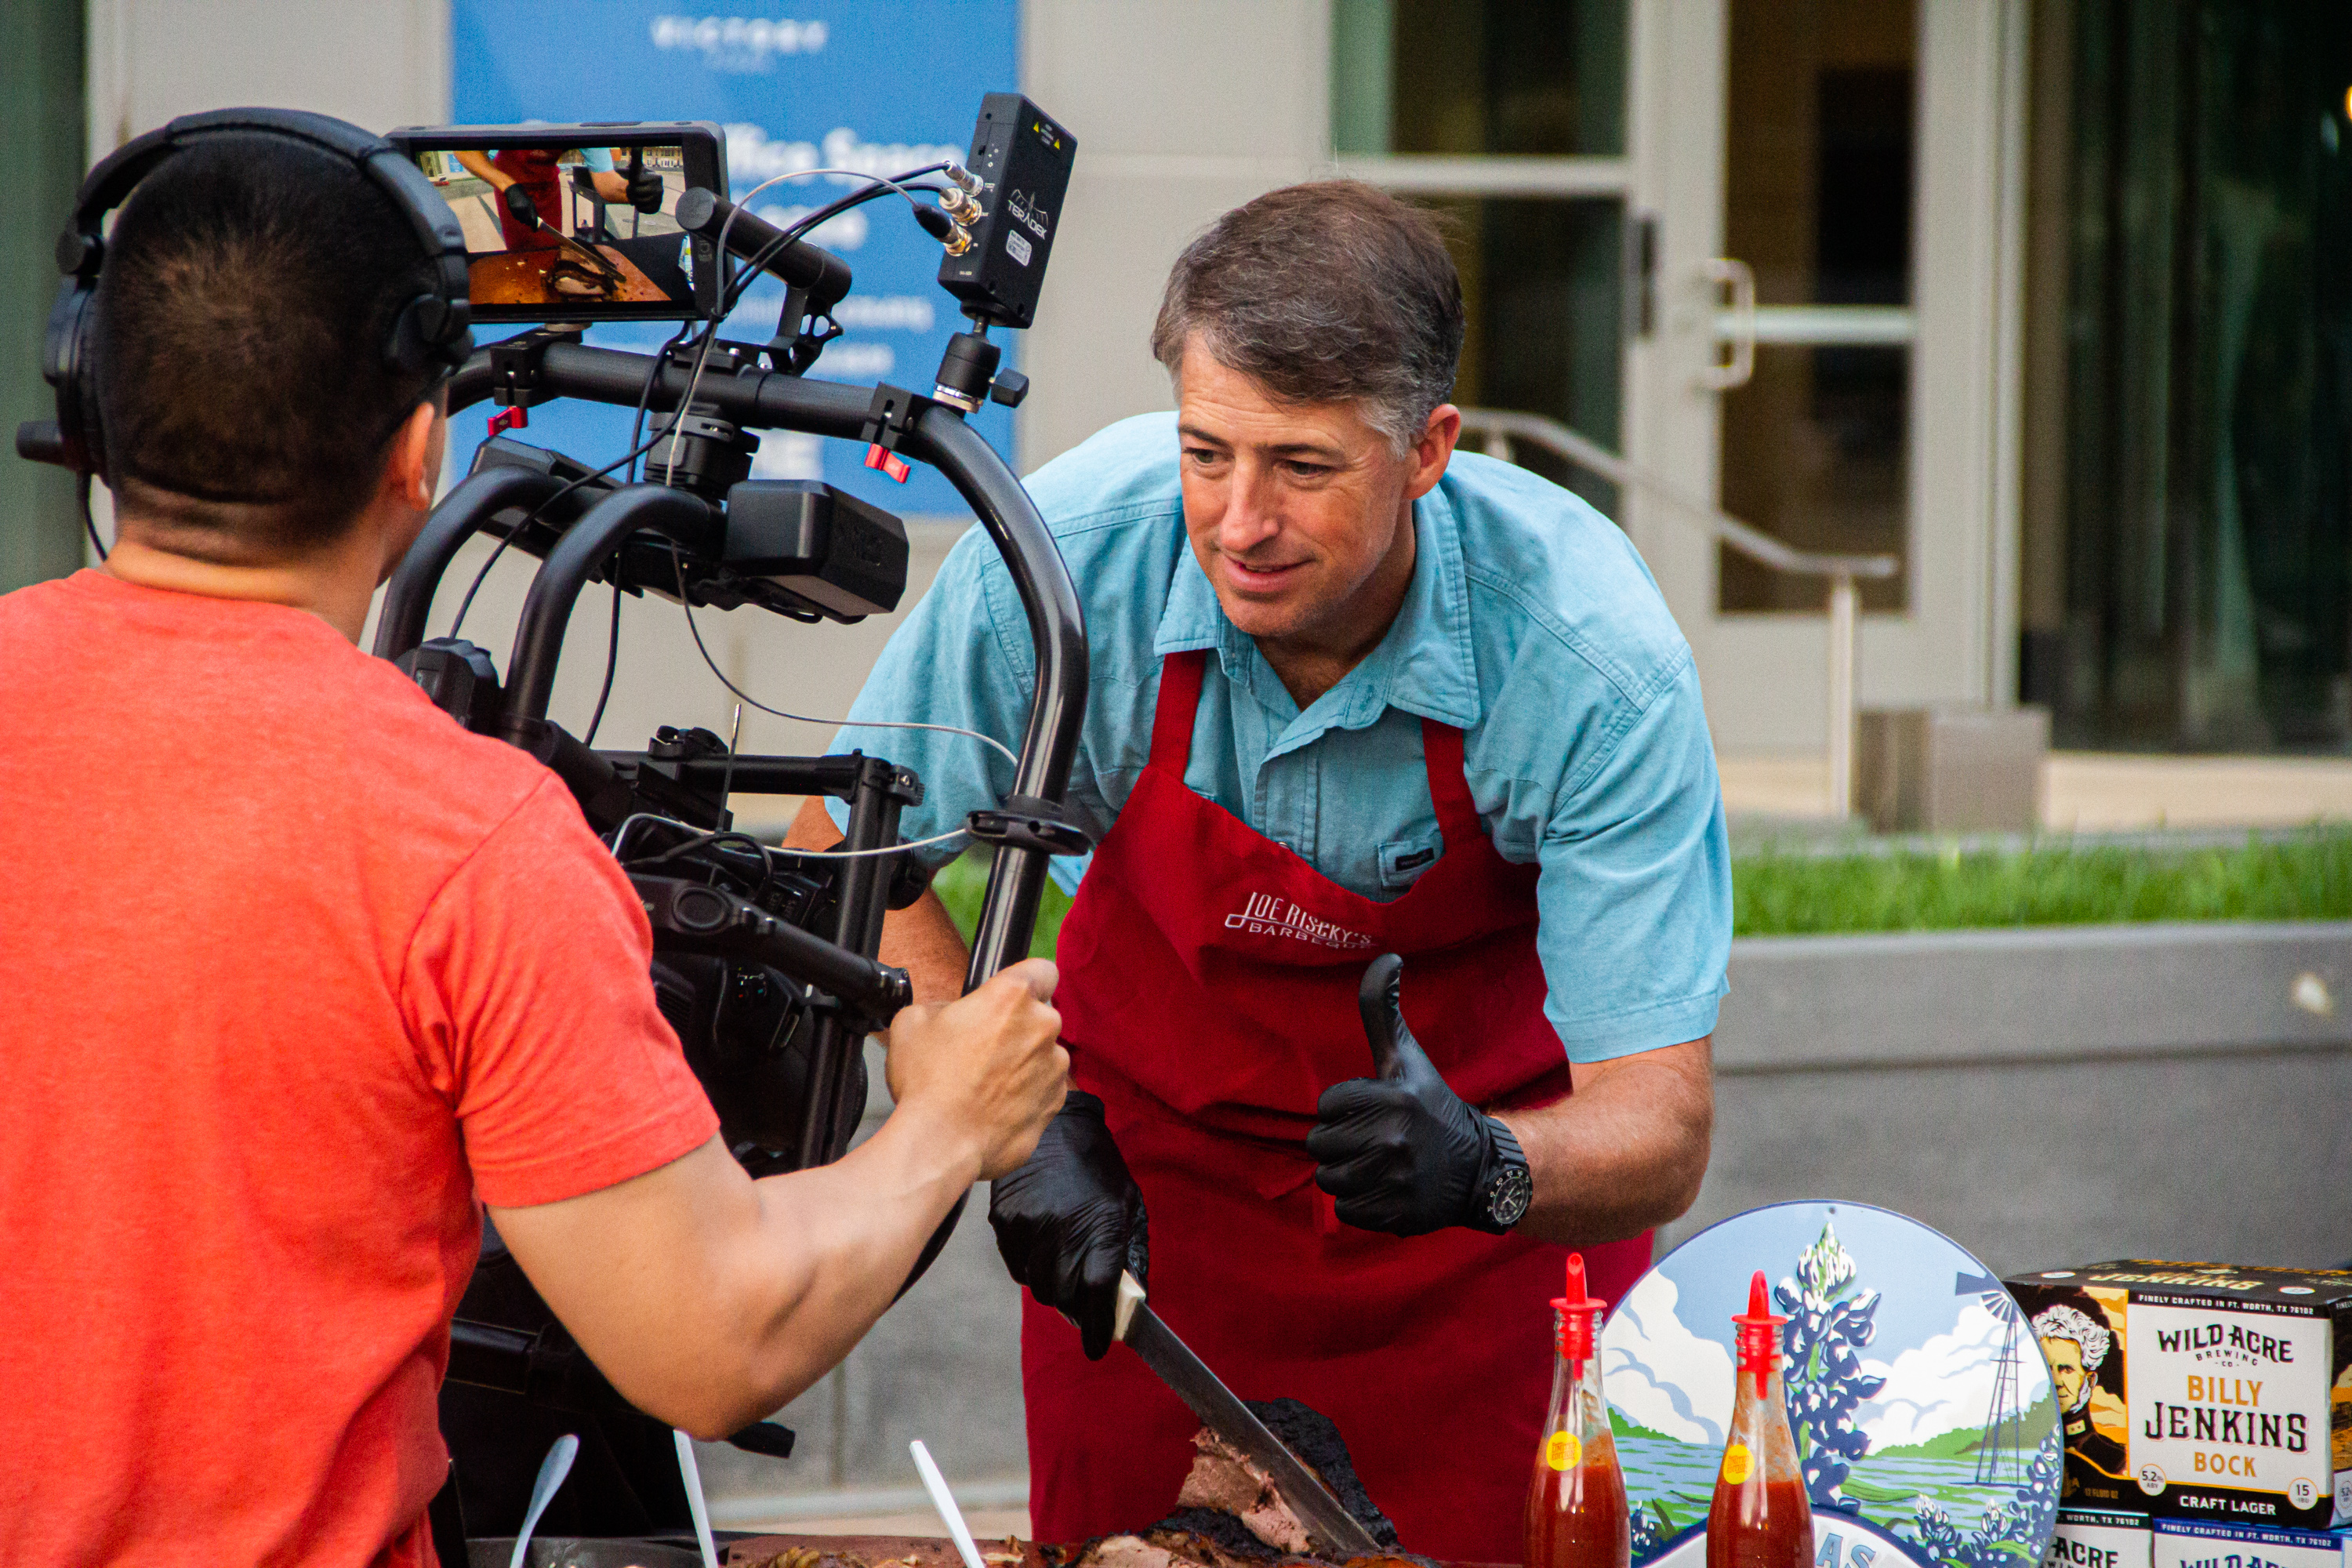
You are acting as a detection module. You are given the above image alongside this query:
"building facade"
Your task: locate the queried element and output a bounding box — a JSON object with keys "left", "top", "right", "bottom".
{"left": 5, "top": 0, "right": 2347, "bottom": 757}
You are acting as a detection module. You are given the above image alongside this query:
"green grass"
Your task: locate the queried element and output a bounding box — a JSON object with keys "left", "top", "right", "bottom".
{"left": 1868, "top": 1427, "right": 1987, "bottom": 1461}
{"left": 1733, "top": 829, "right": 2352, "bottom": 936}
{"left": 926, "top": 830, "right": 2352, "bottom": 950}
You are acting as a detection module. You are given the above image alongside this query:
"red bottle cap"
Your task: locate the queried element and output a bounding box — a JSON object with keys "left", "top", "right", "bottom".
{"left": 1552, "top": 1251, "right": 1608, "bottom": 1362}
{"left": 1730, "top": 1270, "right": 1787, "bottom": 1372}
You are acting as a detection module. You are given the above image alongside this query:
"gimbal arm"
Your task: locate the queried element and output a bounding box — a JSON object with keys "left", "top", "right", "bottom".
{"left": 430, "top": 340, "right": 1089, "bottom": 989}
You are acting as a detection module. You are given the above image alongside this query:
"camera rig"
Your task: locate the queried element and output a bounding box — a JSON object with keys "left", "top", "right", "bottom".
{"left": 359, "top": 103, "right": 1087, "bottom": 1504}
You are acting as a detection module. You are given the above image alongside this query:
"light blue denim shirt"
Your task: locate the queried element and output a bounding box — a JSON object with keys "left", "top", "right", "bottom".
{"left": 828, "top": 412, "right": 1730, "bottom": 1060}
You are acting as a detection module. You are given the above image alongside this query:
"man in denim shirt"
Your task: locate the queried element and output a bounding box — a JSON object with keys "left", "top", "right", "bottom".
{"left": 789, "top": 182, "right": 1727, "bottom": 1558}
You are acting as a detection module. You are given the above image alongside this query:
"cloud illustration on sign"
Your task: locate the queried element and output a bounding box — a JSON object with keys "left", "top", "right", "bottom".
{"left": 1604, "top": 1271, "right": 1733, "bottom": 1446}
{"left": 1857, "top": 1298, "right": 2048, "bottom": 1450}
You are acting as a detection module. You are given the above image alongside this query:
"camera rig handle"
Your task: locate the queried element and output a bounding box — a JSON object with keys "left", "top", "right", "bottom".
{"left": 376, "top": 461, "right": 574, "bottom": 658}
{"left": 501, "top": 484, "right": 717, "bottom": 723}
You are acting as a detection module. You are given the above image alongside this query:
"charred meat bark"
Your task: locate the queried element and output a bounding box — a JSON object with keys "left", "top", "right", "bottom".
{"left": 1047, "top": 1399, "right": 1413, "bottom": 1568}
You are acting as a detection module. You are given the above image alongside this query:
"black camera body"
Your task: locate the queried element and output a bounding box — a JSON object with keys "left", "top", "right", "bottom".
{"left": 723, "top": 480, "right": 909, "bottom": 622}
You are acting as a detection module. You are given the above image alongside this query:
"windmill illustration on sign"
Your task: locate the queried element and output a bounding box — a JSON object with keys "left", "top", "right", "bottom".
{"left": 1955, "top": 1270, "right": 2031, "bottom": 1486}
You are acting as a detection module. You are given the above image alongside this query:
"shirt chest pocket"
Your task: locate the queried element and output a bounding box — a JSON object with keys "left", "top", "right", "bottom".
{"left": 1377, "top": 829, "right": 1445, "bottom": 892}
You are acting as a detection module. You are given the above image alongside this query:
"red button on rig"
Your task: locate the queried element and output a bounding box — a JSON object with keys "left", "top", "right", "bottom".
{"left": 864, "top": 444, "right": 910, "bottom": 483}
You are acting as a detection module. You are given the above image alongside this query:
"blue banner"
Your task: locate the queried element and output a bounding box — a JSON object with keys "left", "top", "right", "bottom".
{"left": 449, "top": 0, "right": 1022, "bottom": 515}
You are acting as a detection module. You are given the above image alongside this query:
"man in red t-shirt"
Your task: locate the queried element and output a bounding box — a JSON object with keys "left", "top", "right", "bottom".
{"left": 0, "top": 131, "right": 1068, "bottom": 1566}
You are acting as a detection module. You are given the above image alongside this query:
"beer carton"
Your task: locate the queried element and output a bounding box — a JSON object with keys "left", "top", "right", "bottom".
{"left": 2005, "top": 1261, "right": 2352, "bottom": 1530}
{"left": 2152, "top": 1519, "right": 2343, "bottom": 1568}
{"left": 2051, "top": 1509, "right": 2156, "bottom": 1568}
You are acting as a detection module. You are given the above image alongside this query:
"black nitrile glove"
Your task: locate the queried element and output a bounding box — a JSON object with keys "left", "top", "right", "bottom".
{"left": 1306, "top": 954, "right": 1509, "bottom": 1236}
{"left": 625, "top": 170, "right": 664, "bottom": 213}
{"left": 501, "top": 183, "right": 540, "bottom": 229}
{"left": 989, "top": 1090, "right": 1149, "bottom": 1360}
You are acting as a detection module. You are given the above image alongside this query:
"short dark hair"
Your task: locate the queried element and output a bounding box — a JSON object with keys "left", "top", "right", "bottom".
{"left": 93, "top": 133, "right": 445, "bottom": 555}
{"left": 1150, "top": 182, "right": 1465, "bottom": 452}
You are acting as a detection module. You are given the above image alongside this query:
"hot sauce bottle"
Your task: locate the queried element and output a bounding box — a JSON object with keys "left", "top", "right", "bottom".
{"left": 1706, "top": 1272, "right": 1813, "bottom": 1568}
{"left": 1526, "top": 1253, "right": 1630, "bottom": 1568}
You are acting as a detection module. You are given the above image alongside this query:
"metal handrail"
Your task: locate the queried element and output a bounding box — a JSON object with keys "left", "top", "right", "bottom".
{"left": 1454, "top": 407, "right": 1899, "bottom": 581}
{"left": 1455, "top": 407, "right": 1899, "bottom": 818}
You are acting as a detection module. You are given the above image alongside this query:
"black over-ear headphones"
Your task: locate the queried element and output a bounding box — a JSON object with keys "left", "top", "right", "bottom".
{"left": 38, "top": 107, "right": 476, "bottom": 481}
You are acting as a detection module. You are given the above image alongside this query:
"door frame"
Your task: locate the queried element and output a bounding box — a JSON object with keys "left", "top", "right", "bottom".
{"left": 1621, "top": 0, "right": 2031, "bottom": 756}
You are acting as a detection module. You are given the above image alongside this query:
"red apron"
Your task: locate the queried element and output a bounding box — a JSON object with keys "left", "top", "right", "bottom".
{"left": 491, "top": 147, "right": 564, "bottom": 252}
{"left": 1027, "top": 649, "right": 1650, "bottom": 1563}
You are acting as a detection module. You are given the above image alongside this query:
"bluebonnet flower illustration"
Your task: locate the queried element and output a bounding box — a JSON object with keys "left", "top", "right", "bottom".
{"left": 1995, "top": 1430, "right": 2063, "bottom": 1563}
{"left": 1904, "top": 1499, "right": 1969, "bottom": 1568}
{"left": 1628, "top": 1503, "right": 1668, "bottom": 1558}
{"left": 1777, "top": 1221, "right": 1885, "bottom": 1514}
{"left": 1898, "top": 1428, "right": 2061, "bottom": 1568}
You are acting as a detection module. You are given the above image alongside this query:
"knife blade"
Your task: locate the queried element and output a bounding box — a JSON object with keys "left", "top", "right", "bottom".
{"left": 1112, "top": 1272, "right": 1382, "bottom": 1560}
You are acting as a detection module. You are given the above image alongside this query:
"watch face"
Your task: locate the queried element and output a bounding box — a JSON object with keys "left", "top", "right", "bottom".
{"left": 1486, "top": 1163, "right": 1534, "bottom": 1227}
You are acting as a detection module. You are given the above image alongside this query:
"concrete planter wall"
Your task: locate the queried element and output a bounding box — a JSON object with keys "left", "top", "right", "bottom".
{"left": 702, "top": 920, "right": 2352, "bottom": 1514}
{"left": 1672, "top": 920, "right": 2352, "bottom": 1269}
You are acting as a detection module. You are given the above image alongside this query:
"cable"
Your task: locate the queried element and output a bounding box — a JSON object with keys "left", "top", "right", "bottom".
{"left": 776, "top": 826, "right": 973, "bottom": 861}
{"left": 665, "top": 539, "right": 1019, "bottom": 769}
{"left": 717, "top": 165, "right": 947, "bottom": 277}
{"left": 664, "top": 163, "right": 957, "bottom": 488}
{"left": 583, "top": 576, "right": 622, "bottom": 746}
{"left": 721, "top": 185, "right": 951, "bottom": 324}
{"left": 78, "top": 474, "right": 106, "bottom": 561}
{"left": 612, "top": 807, "right": 960, "bottom": 872}
{"left": 610, "top": 814, "right": 778, "bottom": 904}
{"left": 631, "top": 321, "right": 697, "bottom": 483}
{"left": 659, "top": 313, "right": 734, "bottom": 488}
{"left": 445, "top": 425, "right": 669, "bottom": 637}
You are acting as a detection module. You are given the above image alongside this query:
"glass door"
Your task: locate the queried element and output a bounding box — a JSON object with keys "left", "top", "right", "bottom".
{"left": 1624, "top": 0, "right": 2026, "bottom": 757}
{"left": 1332, "top": 0, "right": 1634, "bottom": 516}
{"left": 1716, "top": 0, "right": 1915, "bottom": 616}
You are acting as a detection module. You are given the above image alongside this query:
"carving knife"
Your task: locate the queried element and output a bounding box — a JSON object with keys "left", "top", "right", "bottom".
{"left": 1112, "top": 1272, "right": 1381, "bottom": 1559}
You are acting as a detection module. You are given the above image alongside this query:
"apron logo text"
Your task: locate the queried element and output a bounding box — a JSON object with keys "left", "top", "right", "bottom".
{"left": 1222, "top": 891, "right": 1375, "bottom": 950}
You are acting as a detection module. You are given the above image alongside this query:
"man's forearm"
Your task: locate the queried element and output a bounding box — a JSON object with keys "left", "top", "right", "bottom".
{"left": 495, "top": 960, "right": 1066, "bottom": 1439}
{"left": 1492, "top": 1036, "right": 1713, "bottom": 1247}
{"left": 785, "top": 795, "right": 971, "bottom": 1004}
{"left": 721, "top": 1101, "right": 985, "bottom": 1422}
{"left": 452, "top": 149, "right": 508, "bottom": 189}
{"left": 492, "top": 1121, "right": 978, "bottom": 1439}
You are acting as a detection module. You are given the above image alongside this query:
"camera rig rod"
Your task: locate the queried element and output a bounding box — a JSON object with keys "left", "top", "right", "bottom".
{"left": 672, "top": 188, "right": 852, "bottom": 313}
{"left": 634, "top": 873, "right": 912, "bottom": 1023}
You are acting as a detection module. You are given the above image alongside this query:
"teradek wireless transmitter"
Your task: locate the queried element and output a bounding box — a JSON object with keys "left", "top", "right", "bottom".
{"left": 938, "top": 93, "right": 1076, "bottom": 332}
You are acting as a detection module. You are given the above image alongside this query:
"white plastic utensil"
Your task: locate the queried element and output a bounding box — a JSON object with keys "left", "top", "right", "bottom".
{"left": 510, "top": 1432, "right": 580, "bottom": 1568}
{"left": 909, "top": 1439, "right": 986, "bottom": 1568}
{"left": 674, "top": 1428, "right": 721, "bottom": 1568}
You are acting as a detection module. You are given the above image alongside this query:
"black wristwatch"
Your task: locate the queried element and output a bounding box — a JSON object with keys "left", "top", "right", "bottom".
{"left": 1470, "top": 1116, "right": 1533, "bottom": 1233}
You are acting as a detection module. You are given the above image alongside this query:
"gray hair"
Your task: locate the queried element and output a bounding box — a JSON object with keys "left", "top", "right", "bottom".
{"left": 1150, "top": 182, "right": 1465, "bottom": 455}
{"left": 2032, "top": 1304, "right": 2113, "bottom": 1372}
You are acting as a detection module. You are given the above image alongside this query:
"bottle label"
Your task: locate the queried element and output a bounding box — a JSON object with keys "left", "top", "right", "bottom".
{"left": 1546, "top": 1431, "right": 1581, "bottom": 1471}
{"left": 1722, "top": 1442, "right": 1754, "bottom": 1483}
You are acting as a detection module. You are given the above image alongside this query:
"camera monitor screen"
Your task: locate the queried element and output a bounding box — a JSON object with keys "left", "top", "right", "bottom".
{"left": 389, "top": 122, "right": 728, "bottom": 322}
